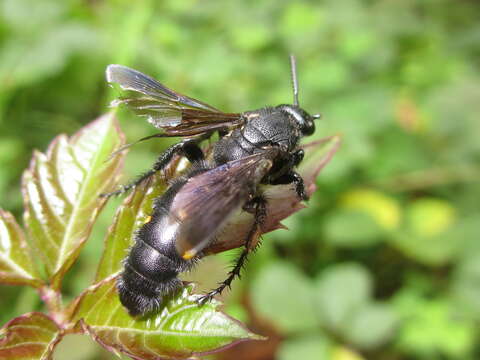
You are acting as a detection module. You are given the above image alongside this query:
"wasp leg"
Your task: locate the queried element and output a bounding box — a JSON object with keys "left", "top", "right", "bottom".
{"left": 100, "top": 138, "right": 205, "bottom": 198}
{"left": 271, "top": 171, "right": 308, "bottom": 201}
{"left": 292, "top": 149, "right": 304, "bottom": 166}
{"left": 197, "top": 196, "right": 267, "bottom": 304}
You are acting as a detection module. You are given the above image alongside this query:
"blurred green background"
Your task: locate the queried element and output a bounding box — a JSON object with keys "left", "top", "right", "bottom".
{"left": 1, "top": 0, "right": 479, "bottom": 359}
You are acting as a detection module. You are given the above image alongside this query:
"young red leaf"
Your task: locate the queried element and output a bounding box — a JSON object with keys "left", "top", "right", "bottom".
{"left": 0, "top": 312, "right": 62, "bottom": 360}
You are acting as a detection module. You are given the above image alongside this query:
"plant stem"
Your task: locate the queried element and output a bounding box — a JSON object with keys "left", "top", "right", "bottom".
{"left": 38, "top": 285, "right": 65, "bottom": 325}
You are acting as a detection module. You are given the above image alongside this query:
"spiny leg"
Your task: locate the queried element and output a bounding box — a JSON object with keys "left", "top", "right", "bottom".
{"left": 100, "top": 138, "right": 205, "bottom": 198}
{"left": 270, "top": 170, "right": 308, "bottom": 201}
{"left": 292, "top": 149, "right": 304, "bottom": 166}
{"left": 197, "top": 196, "right": 267, "bottom": 304}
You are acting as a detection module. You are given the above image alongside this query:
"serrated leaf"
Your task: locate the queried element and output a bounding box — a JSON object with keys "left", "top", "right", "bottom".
{"left": 71, "top": 278, "right": 261, "bottom": 360}
{"left": 0, "top": 210, "right": 42, "bottom": 287}
{"left": 0, "top": 312, "right": 62, "bottom": 360}
{"left": 22, "top": 113, "right": 125, "bottom": 289}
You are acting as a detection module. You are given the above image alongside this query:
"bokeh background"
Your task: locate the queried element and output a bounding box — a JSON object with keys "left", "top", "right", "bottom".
{"left": 1, "top": 0, "right": 479, "bottom": 359}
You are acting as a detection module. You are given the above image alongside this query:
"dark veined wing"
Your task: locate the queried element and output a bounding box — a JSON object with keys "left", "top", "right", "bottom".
{"left": 169, "top": 149, "right": 279, "bottom": 259}
{"left": 106, "top": 64, "right": 243, "bottom": 136}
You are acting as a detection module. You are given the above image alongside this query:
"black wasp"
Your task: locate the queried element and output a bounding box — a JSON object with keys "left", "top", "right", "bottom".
{"left": 103, "top": 55, "right": 321, "bottom": 316}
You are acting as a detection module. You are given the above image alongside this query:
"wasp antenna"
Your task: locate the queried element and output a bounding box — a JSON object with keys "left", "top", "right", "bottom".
{"left": 289, "top": 54, "right": 299, "bottom": 106}
{"left": 106, "top": 133, "right": 167, "bottom": 161}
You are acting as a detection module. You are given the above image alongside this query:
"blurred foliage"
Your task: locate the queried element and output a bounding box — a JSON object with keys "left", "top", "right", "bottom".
{"left": 0, "top": 0, "right": 479, "bottom": 359}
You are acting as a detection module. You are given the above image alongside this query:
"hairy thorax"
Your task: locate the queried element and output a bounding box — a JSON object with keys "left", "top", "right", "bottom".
{"left": 213, "top": 107, "right": 301, "bottom": 166}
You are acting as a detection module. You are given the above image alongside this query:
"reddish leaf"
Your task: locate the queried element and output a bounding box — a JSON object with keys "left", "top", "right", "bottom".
{"left": 0, "top": 312, "right": 61, "bottom": 360}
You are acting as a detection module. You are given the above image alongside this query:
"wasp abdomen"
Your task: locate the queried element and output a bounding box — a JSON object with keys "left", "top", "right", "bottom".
{"left": 117, "top": 192, "right": 192, "bottom": 315}
{"left": 127, "top": 241, "right": 180, "bottom": 282}
{"left": 118, "top": 237, "right": 187, "bottom": 315}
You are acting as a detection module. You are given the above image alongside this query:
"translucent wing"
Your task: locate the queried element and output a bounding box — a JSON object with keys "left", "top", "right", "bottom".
{"left": 106, "top": 64, "right": 243, "bottom": 136}
{"left": 169, "top": 150, "right": 278, "bottom": 258}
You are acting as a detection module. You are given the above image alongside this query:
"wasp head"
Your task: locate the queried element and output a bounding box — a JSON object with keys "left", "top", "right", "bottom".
{"left": 281, "top": 104, "right": 320, "bottom": 136}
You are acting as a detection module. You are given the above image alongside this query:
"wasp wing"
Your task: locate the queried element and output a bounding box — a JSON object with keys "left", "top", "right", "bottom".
{"left": 106, "top": 64, "right": 243, "bottom": 136}
{"left": 169, "top": 150, "right": 278, "bottom": 258}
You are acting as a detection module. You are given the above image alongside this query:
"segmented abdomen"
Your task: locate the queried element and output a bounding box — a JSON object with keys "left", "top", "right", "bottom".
{"left": 117, "top": 185, "right": 191, "bottom": 316}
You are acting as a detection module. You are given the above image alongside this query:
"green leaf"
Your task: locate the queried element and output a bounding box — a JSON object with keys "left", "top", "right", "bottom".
{"left": 95, "top": 146, "right": 184, "bottom": 282}
{"left": 95, "top": 172, "right": 169, "bottom": 282}
{"left": 344, "top": 303, "right": 398, "bottom": 349}
{"left": 0, "top": 210, "right": 42, "bottom": 287}
{"left": 393, "top": 294, "right": 475, "bottom": 358}
{"left": 22, "top": 113, "right": 125, "bottom": 289}
{"left": 251, "top": 261, "right": 319, "bottom": 334}
{"left": 314, "top": 263, "right": 372, "bottom": 332}
{"left": 315, "top": 264, "right": 398, "bottom": 348}
{"left": 0, "top": 312, "right": 62, "bottom": 360}
{"left": 53, "top": 334, "right": 108, "bottom": 360}
{"left": 71, "top": 278, "right": 261, "bottom": 359}
{"left": 277, "top": 334, "right": 331, "bottom": 360}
